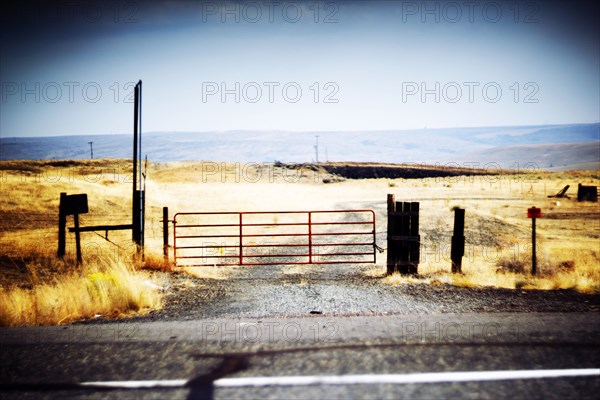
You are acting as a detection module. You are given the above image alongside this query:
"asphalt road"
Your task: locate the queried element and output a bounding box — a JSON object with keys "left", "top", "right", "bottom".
{"left": 1, "top": 312, "right": 599, "bottom": 399}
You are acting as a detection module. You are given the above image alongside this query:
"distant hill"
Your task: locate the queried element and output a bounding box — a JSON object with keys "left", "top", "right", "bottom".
{"left": 1, "top": 123, "right": 598, "bottom": 169}
{"left": 464, "top": 141, "right": 600, "bottom": 170}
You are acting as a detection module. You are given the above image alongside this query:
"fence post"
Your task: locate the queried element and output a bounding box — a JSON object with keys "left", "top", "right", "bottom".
{"left": 527, "top": 207, "right": 541, "bottom": 275}
{"left": 162, "top": 207, "right": 169, "bottom": 263}
{"left": 57, "top": 192, "right": 67, "bottom": 258}
{"left": 407, "top": 202, "right": 419, "bottom": 275}
{"left": 451, "top": 207, "right": 465, "bottom": 273}
{"left": 387, "top": 194, "right": 396, "bottom": 275}
{"left": 398, "top": 201, "right": 410, "bottom": 273}
{"left": 532, "top": 215, "right": 537, "bottom": 276}
{"left": 74, "top": 213, "right": 82, "bottom": 264}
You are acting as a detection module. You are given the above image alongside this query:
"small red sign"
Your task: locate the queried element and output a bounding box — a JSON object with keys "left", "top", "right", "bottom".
{"left": 527, "top": 207, "right": 542, "bottom": 218}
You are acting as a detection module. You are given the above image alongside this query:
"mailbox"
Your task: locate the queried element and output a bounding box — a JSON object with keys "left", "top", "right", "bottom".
{"left": 61, "top": 194, "right": 89, "bottom": 215}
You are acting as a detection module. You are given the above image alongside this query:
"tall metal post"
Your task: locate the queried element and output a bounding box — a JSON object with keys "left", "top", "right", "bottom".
{"left": 132, "top": 80, "right": 144, "bottom": 253}
{"left": 132, "top": 82, "right": 138, "bottom": 243}
{"left": 138, "top": 82, "right": 144, "bottom": 251}
{"left": 163, "top": 207, "right": 169, "bottom": 263}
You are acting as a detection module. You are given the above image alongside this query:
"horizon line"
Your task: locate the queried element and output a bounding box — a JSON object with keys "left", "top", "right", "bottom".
{"left": 2, "top": 122, "right": 599, "bottom": 140}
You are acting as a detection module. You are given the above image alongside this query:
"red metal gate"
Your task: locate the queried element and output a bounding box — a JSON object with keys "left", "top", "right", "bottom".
{"left": 173, "top": 210, "right": 376, "bottom": 266}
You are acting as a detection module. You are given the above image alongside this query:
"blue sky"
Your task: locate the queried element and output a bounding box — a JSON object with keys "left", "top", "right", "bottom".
{"left": 1, "top": 0, "right": 599, "bottom": 137}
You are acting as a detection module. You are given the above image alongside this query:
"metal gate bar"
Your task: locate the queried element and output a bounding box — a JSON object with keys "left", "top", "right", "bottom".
{"left": 173, "top": 210, "right": 376, "bottom": 266}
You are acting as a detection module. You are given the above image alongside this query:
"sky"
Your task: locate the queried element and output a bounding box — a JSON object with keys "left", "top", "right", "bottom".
{"left": 1, "top": 0, "right": 599, "bottom": 137}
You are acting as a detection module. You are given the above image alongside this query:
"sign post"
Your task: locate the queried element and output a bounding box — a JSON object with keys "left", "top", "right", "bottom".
{"left": 132, "top": 80, "right": 144, "bottom": 254}
{"left": 527, "top": 207, "right": 542, "bottom": 275}
{"left": 57, "top": 193, "right": 89, "bottom": 264}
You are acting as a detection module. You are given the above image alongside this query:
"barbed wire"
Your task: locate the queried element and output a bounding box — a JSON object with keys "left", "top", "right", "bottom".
{"left": 90, "top": 231, "right": 131, "bottom": 251}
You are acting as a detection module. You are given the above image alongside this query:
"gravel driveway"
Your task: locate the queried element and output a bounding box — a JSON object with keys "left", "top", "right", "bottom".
{"left": 133, "top": 264, "right": 600, "bottom": 323}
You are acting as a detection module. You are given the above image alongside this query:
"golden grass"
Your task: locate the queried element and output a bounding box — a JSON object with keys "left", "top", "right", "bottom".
{"left": 1, "top": 158, "right": 598, "bottom": 324}
{"left": 138, "top": 252, "right": 173, "bottom": 272}
{"left": 381, "top": 245, "right": 600, "bottom": 293}
{"left": 0, "top": 252, "right": 163, "bottom": 326}
{"left": 0, "top": 160, "right": 166, "bottom": 326}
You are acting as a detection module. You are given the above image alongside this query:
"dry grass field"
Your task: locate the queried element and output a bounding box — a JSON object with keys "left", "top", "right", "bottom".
{"left": 0, "top": 159, "right": 598, "bottom": 326}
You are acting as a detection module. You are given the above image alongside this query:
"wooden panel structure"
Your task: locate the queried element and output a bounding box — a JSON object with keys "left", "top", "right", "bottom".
{"left": 387, "top": 194, "right": 420, "bottom": 275}
{"left": 577, "top": 184, "right": 598, "bottom": 202}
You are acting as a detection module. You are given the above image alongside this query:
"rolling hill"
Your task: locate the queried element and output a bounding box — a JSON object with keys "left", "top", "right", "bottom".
{"left": 1, "top": 123, "right": 598, "bottom": 170}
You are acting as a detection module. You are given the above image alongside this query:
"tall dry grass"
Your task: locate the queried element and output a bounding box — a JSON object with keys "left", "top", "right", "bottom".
{"left": 0, "top": 251, "right": 163, "bottom": 326}
{"left": 380, "top": 245, "right": 600, "bottom": 293}
{"left": 0, "top": 159, "right": 165, "bottom": 326}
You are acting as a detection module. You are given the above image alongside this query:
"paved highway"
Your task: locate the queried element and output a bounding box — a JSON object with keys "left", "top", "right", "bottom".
{"left": 1, "top": 312, "right": 599, "bottom": 399}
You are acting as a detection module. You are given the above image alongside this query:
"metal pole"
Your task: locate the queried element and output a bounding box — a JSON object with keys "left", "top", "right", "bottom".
{"left": 138, "top": 81, "right": 144, "bottom": 252}
{"left": 163, "top": 207, "right": 169, "bottom": 264}
{"left": 132, "top": 83, "right": 139, "bottom": 244}
{"left": 132, "top": 80, "right": 144, "bottom": 253}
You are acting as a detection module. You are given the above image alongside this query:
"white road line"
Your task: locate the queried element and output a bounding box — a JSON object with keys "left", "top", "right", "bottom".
{"left": 81, "top": 380, "right": 187, "bottom": 388}
{"left": 81, "top": 368, "right": 600, "bottom": 389}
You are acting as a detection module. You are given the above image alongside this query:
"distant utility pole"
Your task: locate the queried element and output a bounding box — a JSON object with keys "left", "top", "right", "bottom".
{"left": 88, "top": 142, "right": 94, "bottom": 159}
{"left": 314, "top": 135, "right": 319, "bottom": 164}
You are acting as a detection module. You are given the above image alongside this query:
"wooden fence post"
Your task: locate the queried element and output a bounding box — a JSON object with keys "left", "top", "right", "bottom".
{"left": 451, "top": 207, "right": 465, "bottom": 273}
{"left": 57, "top": 192, "right": 67, "bottom": 258}
{"left": 74, "top": 213, "right": 82, "bottom": 264}
{"left": 527, "top": 207, "right": 542, "bottom": 275}
{"left": 407, "top": 202, "right": 420, "bottom": 275}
